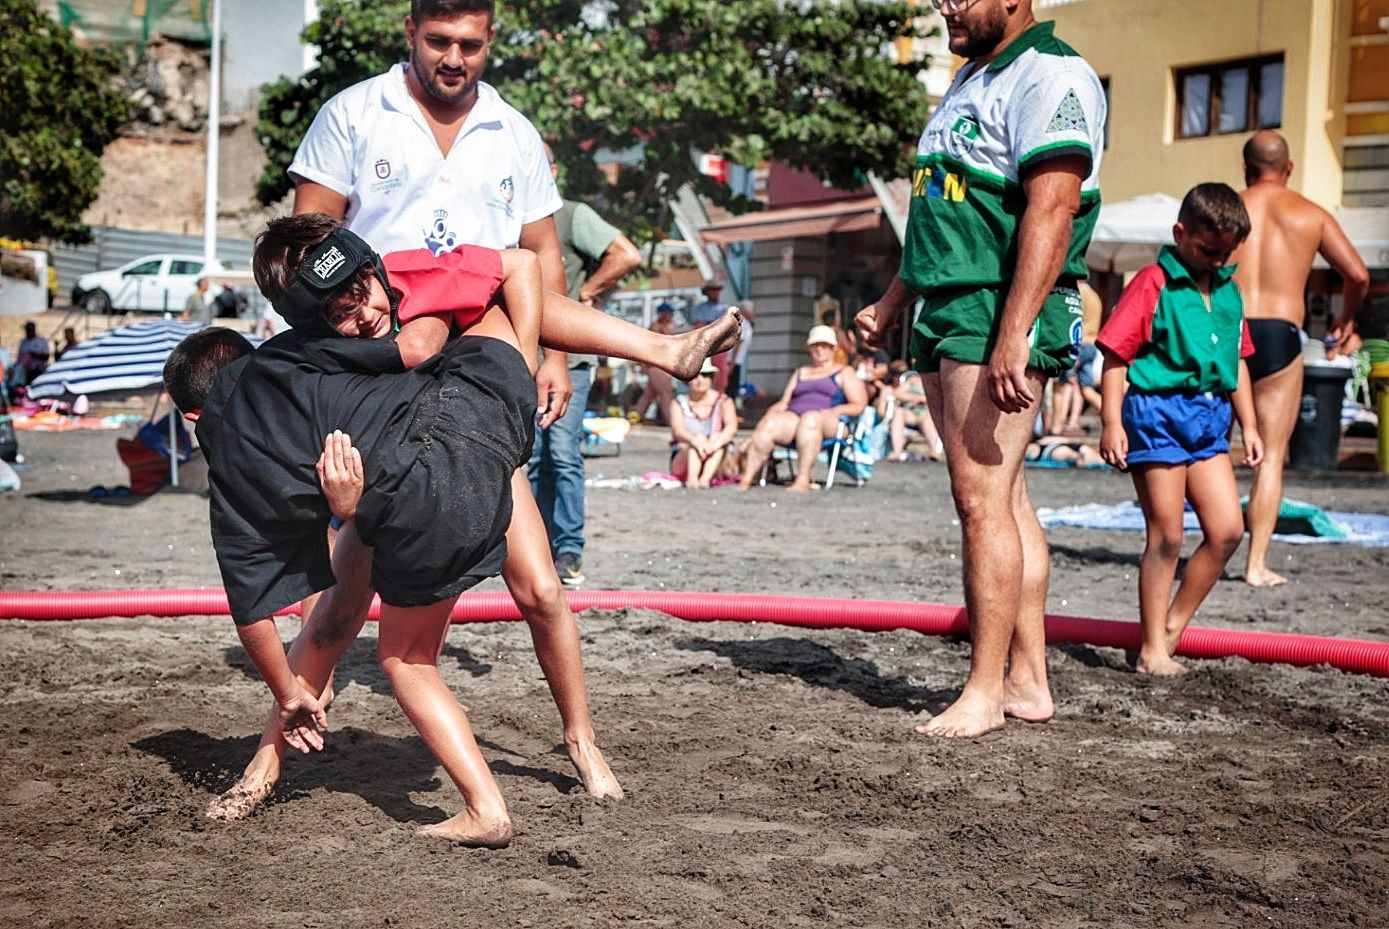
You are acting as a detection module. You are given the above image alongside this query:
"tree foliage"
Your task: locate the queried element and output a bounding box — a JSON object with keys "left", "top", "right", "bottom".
{"left": 0, "top": 0, "right": 133, "bottom": 243}
{"left": 257, "top": 0, "right": 932, "bottom": 243}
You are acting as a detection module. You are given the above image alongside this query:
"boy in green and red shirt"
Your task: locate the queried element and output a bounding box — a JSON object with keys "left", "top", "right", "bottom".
{"left": 1098, "top": 182, "right": 1265, "bottom": 677}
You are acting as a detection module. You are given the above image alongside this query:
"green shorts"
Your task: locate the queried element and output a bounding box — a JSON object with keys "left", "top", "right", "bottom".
{"left": 910, "top": 283, "right": 1083, "bottom": 376}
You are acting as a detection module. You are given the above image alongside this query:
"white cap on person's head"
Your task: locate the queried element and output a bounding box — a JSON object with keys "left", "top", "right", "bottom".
{"left": 697, "top": 357, "right": 718, "bottom": 375}
{"left": 806, "top": 324, "right": 837, "bottom": 347}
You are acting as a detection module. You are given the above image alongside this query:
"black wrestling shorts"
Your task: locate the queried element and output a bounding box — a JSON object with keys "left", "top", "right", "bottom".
{"left": 358, "top": 336, "right": 537, "bottom": 608}
{"left": 1245, "top": 319, "right": 1304, "bottom": 382}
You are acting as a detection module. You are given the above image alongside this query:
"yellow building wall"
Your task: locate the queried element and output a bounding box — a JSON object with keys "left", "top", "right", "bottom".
{"left": 1043, "top": 0, "right": 1349, "bottom": 208}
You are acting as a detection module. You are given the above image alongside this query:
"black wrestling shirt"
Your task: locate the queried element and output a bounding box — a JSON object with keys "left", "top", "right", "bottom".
{"left": 197, "top": 331, "right": 534, "bottom": 623}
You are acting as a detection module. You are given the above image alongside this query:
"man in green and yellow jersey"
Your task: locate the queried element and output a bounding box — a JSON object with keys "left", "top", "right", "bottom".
{"left": 857, "top": 0, "right": 1105, "bottom": 738}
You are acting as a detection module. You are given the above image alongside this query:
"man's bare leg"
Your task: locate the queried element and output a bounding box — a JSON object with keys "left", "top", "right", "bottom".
{"left": 1243, "top": 359, "right": 1301, "bottom": 587}
{"left": 501, "top": 470, "right": 624, "bottom": 799}
{"left": 1004, "top": 470, "right": 1054, "bottom": 722}
{"left": 917, "top": 361, "right": 1046, "bottom": 738}
{"left": 207, "top": 523, "right": 377, "bottom": 820}
{"left": 540, "top": 295, "right": 741, "bottom": 380}
{"left": 378, "top": 598, "right": 512, "bottom": 848}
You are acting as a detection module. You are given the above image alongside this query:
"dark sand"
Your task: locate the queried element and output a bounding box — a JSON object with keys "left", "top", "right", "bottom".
{"left": 2, "top": 424, "right": 1387, "bottom": 928}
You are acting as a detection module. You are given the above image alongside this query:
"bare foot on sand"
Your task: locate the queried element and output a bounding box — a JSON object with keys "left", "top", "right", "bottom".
{"left": 915, "top": 693, "right": 1005, "bottom": 739}
{"left": 1244, "top": 567, "right": 1288, "bottom": 588}
{"left": 670, "top": 308, "right": 742, "bottom": 381}
{"left": 206, "top": 774, "right": 275, "bottom": 821}
{"left": 567, "top": 739, "right": 624, "bottom": 800}
{"left": 417, "top": 812, "right": 513, "bottom": 848}
{"left": 1002, "top": 680, "right": 1054, "bottom": 723}
{"left": 1136, "top": 649, "right": 1188, "bottom": 677}
{"left": 785, "top": 478, "right": 813, "bottom": 493}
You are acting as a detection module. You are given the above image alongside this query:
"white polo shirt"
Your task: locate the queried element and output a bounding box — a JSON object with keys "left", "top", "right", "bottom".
{"left": 289, "top": 65, "right": 562, "bottom": 254}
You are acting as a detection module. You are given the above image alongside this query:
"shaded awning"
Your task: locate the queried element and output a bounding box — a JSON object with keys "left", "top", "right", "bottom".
{"left": 1086, "top": 193, "right": 1180, "bottom": 274}
{"left": 699, "top": 197, "right": 883, "bottom": 245}
{"left": 1087, "top": 194, "right": 1389, "bottom": 273}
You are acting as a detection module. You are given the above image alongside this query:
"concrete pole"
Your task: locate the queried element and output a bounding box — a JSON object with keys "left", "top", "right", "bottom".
{"left": 202, "top": 0, "right": 222, "bottom": 273}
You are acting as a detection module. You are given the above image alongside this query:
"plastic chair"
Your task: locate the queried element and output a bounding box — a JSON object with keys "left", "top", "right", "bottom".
{"left": 758, "top": 413, "right": 872, "bottom": 489}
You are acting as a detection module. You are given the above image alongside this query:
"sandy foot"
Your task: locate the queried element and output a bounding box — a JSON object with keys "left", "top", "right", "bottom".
{"left": 1002, "top": 682, "right": 1054, "bottom": 723}
{"left": 670, "top": 309, "right": 742, "bottom": 381}
{"left": 1244, "top": 568, "right": 1289, "bottom": 588}
{"left": 568, "top": 740, "right": 624, "bottom": 800}
{"left": 1136, "top": 651, "right": 1189, "bottom": 677}
{"left": 915, "top": 693, "right": 1006, "bottom": 739}
{"left": 417, "top": 813, "right": 513, "bottom": 848}
{"left": 206, "top": 775, "right": 275, "bottom": 821}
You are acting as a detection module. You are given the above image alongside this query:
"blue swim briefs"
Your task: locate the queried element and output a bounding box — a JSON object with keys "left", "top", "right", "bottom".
{"left": 1122, "top": 390, "right": 1232, "bottom": 466}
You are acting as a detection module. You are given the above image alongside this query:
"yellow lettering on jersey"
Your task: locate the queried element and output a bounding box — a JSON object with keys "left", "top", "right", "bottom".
{"left": 912, "top": 166, "right": 929, "bottom": 197}
{"left": 943, "top": 172, "right": 967, "bottom": 202}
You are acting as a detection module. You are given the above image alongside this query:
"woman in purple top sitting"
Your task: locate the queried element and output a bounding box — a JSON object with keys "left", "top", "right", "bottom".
{"left": 737, "top": 325, "right": 868, "bottom": 492}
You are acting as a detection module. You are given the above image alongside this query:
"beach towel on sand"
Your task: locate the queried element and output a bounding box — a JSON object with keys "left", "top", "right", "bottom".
{"left": 1036, "top": 499, "right": 1389, "bottom": 547}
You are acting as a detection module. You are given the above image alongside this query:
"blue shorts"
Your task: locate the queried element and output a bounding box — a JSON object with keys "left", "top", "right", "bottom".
{"left": 1075, "top": 343, "right": 1099, "bottom": 388}
{"left": 1122, "top": 390, "right": 1231, "bottom": 466}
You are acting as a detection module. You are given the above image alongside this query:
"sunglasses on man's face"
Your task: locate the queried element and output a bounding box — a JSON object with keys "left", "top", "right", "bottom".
{"left": 930, "top": 0, "right": 981, "bottom": 13}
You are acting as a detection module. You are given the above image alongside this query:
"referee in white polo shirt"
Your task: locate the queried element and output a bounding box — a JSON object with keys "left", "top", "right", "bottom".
{"left": 284, "top": 0, "right": 624, "bottom": 800}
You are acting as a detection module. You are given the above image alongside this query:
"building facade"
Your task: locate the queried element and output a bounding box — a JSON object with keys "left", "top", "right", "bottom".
{"left": 1040, "top": 0, "right": 1389, "bottom": 208}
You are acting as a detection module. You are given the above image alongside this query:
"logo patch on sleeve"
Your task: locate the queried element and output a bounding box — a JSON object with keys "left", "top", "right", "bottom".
{"left": 1046, "top": 88, "right": 1089, "bottom": 133}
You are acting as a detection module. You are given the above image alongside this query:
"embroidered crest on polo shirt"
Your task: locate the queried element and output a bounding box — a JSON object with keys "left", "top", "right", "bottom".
{"left": 369, "top": 156, "right": 404, "bottom": 196}
{"left": 1047, "top": 89, "right": 1089, "bottom": 133}
{"left": 424, "top": 209, "right": 459, "bottom": 256}
{"left": 951, "top": 116, "right": 980, "bottom": 150}
{"left": 498, "top": 176, "right": 515, "bottom": 204}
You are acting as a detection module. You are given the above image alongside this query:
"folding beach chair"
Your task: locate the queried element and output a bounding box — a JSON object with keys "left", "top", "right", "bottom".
{"left": 581, "top": 413, "right": 630, "bottom": 457}
{"left": 758, "top": 411, "right": 875, "bottom": 489}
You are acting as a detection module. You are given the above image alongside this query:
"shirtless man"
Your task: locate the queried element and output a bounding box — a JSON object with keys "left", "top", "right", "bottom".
{"left": 1234, "top": 130, "right": 1369, "bottom": 587}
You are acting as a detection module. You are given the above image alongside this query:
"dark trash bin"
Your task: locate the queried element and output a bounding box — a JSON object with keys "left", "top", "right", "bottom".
{"left": 1288, "top": 363, "right": 1352, "bottom": 471}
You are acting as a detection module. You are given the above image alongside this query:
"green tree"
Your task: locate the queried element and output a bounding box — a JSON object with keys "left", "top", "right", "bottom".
{"left": 0, "top": 0, "right": 133, "bottom": 243}
{"left": 257, "top": 0, "right": 931, "bottom": 243}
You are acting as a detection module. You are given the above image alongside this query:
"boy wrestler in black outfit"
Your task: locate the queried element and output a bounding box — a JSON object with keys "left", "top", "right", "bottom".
{"left": 165, "top": 226, "right": 536, "bottom": 847}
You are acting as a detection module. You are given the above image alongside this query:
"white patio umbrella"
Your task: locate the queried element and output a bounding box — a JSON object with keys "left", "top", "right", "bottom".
{"left": 1323, "top": 206, "right": 1389, "bottom": 270}
{"left": 28, "top": 319, "right": 251, "bottom": 487}
{"left": 1086, "top": 192, "right": 1182, "bottom": 274}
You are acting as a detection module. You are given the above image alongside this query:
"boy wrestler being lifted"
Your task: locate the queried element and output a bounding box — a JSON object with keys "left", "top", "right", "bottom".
{"left": 168, "top": 215, "right": 740, "bottom": 842}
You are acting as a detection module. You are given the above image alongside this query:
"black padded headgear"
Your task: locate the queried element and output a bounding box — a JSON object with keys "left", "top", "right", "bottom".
{"left": 273, "top": 227, "right": 399, "bottom": 338}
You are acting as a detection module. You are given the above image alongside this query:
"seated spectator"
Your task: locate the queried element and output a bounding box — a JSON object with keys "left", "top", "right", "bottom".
{"left": 16, "top": 321, "right": 49, "bottom": 384}
{"left": 881, "top": 364, "right": 942, "bottom": 462}
{"left": 854, "top": 347, "right": 892, "bottom": 405}
{"left": 737, "top": 325, "right": 867, "bottom": 492}
{"left": 54, "top": 327, "right": 80, "bottom": 361}
{"left": 668, "top": 358, "right": 739, "bottom": 488}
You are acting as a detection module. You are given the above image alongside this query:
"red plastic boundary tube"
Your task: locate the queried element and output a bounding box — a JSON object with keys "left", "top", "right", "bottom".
{"left": 3, "top": 588, "right": 1388, "bottom": 678}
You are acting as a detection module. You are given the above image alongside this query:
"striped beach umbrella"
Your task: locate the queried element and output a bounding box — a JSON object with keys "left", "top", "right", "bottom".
{"left": 27, "top": 319, "right": 212, "bottom": 399}
{"left": 26, "top": 319, "right": 258, "bottom": 488}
